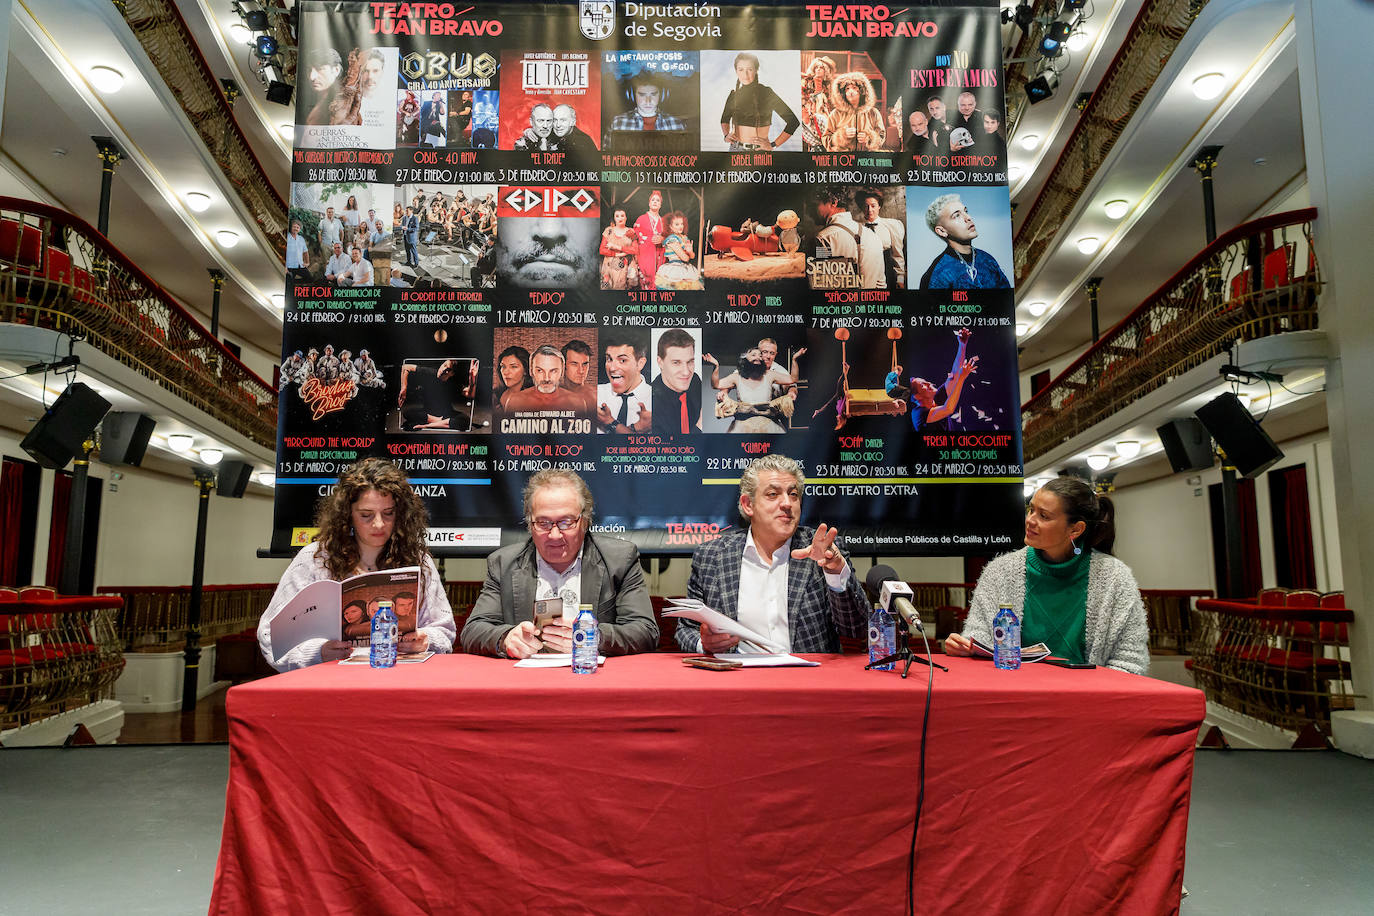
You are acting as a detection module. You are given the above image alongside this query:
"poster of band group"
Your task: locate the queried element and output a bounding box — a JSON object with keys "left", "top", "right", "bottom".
{"left": 272, "top": 0, "right": 1024, "bottom": 556}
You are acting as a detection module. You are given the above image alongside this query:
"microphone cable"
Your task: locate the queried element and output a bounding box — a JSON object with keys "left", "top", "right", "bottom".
{"left": 905, "top": 625, "right": 935, "bottom": 916}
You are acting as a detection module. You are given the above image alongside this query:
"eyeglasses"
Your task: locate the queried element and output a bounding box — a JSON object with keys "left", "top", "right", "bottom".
{"left": 532, "top": 517, "right": 582, "bottom": 532}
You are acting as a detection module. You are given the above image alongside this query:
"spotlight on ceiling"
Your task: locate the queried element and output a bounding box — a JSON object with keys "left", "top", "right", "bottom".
{"left": 1039, "top": 20, "right": 1071, "bottom": 58}
{"left": 1063, "top": 0, "right": 1089, "bottom": 9}
{"left": 243, "top": 9, "right": 269, "bottom": 31}
{"left": 1077, "top": 236, "right": 1101, "bottom": 255}
{"left": 1025, "top": 69, "right": 1059, "bottom": 105}
{"left": 265, "top": 80, "right": 295, "bottom": 106}
{"left": 166, "top": 433, "right": 195, "bottom": 453}
{"left": 1104, "top": 199, "right": 1129, "bottom": 220}
{"left": 1115, "top": 440, "right": 1142, "bottom": 460}
{"left": 1027, "top": 301, "right": 1049, "bottom": 317}
{"left": 88, "top": 66, "right": 125, "bottom": 94}
{"left": 1086, "top": 453, "right": 1112, "bottom": 471}
{"left": 185, "top": 192, "right": 212, "bottom": 212}
{"left": 1012, "top": 1, "right": 1034, "bottom": 31}
{"left": 254, "top": 35, "right": 279, "bottom": 59}
{"left": 1192, "top": 72, "right": 1227, "bottom": 100}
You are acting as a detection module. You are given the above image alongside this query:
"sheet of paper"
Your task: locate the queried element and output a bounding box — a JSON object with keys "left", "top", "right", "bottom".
{"left": 712, "top": 653, "right": 820, "bottom": 667}
{"left": 268, "top": 579, "right": 341, "bottom": 662}
{"left": 969, "top": 638, "right": 1053, "bottom": 663}
{"left": 514, "top": 653, "right": 607, "bottom": 668}
{"left": 662, "top": 600, "right": 784, "bottom": 653}
{"left": 338, "top": 649, "right": 436, "bottom": 665}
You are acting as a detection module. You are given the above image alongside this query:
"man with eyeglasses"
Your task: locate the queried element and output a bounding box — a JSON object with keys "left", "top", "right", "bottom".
{"left": 460, "top": 468, "right": 659, "bottom": 658}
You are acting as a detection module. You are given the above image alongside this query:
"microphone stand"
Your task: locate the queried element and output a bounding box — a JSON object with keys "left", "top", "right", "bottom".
{"left": 866, "top": 613, "right": 948, "bottom": 678}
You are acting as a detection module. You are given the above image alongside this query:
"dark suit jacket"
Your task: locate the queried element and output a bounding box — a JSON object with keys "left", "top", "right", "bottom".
{"left": 460, "top": 533, "right": 658, "bottom": 656}
{"left": 677, "top": 526, "right": 869, "bottom": 653}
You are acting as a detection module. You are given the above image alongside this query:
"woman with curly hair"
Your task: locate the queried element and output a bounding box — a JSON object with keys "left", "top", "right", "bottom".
{"left": 258, "top": 458, "right": 456, "bottom": 670}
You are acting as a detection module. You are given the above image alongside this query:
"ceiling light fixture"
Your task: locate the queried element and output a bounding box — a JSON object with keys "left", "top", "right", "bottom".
{"left": 1008, "top": 164, "right": 1024, "bottom": 181}
{"left": 185, "top": 192, "right": 212, "bottom": 212}
{"left": 1027, "top": 301, "right": 1049, "bottom": 317}
{"left": 256, "top": 471, "right": 276, "bottom": 487}
{"left": 1039, "top": 20, "right": 1071, "bottom": 58}
{"left": 199, "top": 448, "right": 224, "bottom": 466}
{"left": 271, "top": 293, "right": 286, "bottom": 309}
{"left": 1086, "top": 453, "right": 1112, "bottom": 471}
{"left": 228, "top": 23, "right": 252, "bottom": 43}
{"left": 88, "top": 66, "right": 125, "bottom": 94}
{"left": 1023, "top": 481, "right": 1036, "bottom": 498}
{"left": 216, "top": 230, "right": 240, "bottom": 248}
{"left": 1191, "top": 72, "right": 1227, "bottom": 100}
{"left": 167, "top": 433, "right": 194, "bottom": 452}
{"left": 277, "top": 123, "right": 294, "bottom": 140}
{"left": 1020, "top": 133, "right": 1040, "bottom": 151}
{"left": 1015, "top": 322, "right": 1030, "bottom": 337}
{"left": 1066, "top": 29, "right": 1090, "bottom": 52}
{"left": 1104, "top": 199, "right": 1129, "bottom": 220}
{"left": 1076, "top": 236, "right": 1101, "bottom": 255}
{"left": 1025, "top": 69, "right": 1060, "bottom": 105}
{"left": 1115, "top": 440, "right": 1142, "bottom": 460}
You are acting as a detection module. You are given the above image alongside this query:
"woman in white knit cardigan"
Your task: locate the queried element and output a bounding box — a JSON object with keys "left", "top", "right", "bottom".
{"left": 945, "top": 477, "right": 1150, "bottom": 674}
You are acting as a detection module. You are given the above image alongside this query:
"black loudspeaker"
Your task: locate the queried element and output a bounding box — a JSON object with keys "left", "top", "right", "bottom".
{"left": 1195, "top": 391, "right": 1284, "bottom": 479}
{"left": 217, "top": 460, "right": 253, "bottom": 498}
{"left": 1156, "top": 417, "right": 1214, "bottom": 474}
{"left": 100, "top": 412, "right": 156, "bottom": 466}
{"left": 21, "top": 382, "right": 111, "bottom": 469}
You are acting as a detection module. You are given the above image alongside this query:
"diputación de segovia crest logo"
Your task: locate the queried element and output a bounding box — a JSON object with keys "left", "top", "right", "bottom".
{"left": 580, "top": 0, "right": 614, "bottom": 40}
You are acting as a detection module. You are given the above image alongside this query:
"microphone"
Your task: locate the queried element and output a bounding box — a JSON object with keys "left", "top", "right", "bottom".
{"left": 865, "top": 565, "right": 923, "bottom": 634}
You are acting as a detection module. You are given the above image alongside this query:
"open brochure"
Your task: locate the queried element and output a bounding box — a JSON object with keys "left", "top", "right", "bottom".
{"left": 662, "top": 598, "right": 786, "bottom": 654}
{"left": 339, "top": 648, "right": 436, "bottom": 665}
{"left": 267, "top": 566, "right": 422, "bottom": 663}
{"left": 968, "top": 637, "right": 1053, "bottom": 663}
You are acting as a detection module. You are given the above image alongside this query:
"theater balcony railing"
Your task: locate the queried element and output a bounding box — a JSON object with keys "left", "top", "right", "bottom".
{"left": 0, "top": 198, "right": 277, "bottom": 450}
{"left": 1021, "top": 208, "right": 1321, "bottom": 463}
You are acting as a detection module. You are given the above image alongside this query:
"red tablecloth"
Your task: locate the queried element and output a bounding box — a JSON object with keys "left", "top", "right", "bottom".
{"left": 209, "top": 654, "right": 1203, "bottom": 915}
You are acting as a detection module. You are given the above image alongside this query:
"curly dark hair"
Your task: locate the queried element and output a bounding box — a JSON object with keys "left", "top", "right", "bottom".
{"left": 314, "top": 458, "right": 432, "bottom": 580}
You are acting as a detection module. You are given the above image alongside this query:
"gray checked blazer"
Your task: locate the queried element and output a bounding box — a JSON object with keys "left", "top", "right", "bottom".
{"left": 676, "top": 526, "right": 869, "bottom": 653}
{"left": 460, "top": 533, "right": 659, "bottom": 656}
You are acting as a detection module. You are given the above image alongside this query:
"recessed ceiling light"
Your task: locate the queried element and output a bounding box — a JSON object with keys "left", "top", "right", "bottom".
{"left": 1027, "top": 301, "right": 1049, "bottom": 317}
{"left": 1020, "top": 133, "right": 1040, "bottom": 151}
{"left": 167, "top": 433, "right": 194, "bottom": 452}
{"left": 1076, "top": 236, "right": 1101, "bottom": 255}
{"left": 1115, "top": 440, "right": 1142, "bottom": 459}
{"left": 185, "top": 192, "right": 212, "bottom": 212}
{"left": 1192, "top": 72, "right": 1226, "bottom": 100}
{"left": 216, "top": 230, "right": 240, "bottom": 248}
{"left": 1066, "top": 30, "right": 1090, "bottom": 52}
{"left": 278, "top": 123, "right": 294, "bottom": 141}
{"left": 199, "top": 447, "right": 224, "bottom": 466}
{"left": 1086, "top": 453, "right": 1111, "bottom": 471}
{"left": 89, "top": 66, "right": 125, "bottom": 94}
{"left": 1103, "top": 199, "right": 1129, "bottom": 220}
{"left": 228, "top": 23, "right": 252, "bottom": 43}
{"left": 1015, "top": 322, "right": 1030, "bottom": 337}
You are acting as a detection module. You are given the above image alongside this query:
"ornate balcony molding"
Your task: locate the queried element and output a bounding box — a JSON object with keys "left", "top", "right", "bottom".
{"left": 1022, "top": 209, "right": 1320, "bottom": 462}
{"left": 0, "top": 198, "right": 277, "bottom": 449}
{"left": 117, "top": 0, "right": 289, "bottom": 261}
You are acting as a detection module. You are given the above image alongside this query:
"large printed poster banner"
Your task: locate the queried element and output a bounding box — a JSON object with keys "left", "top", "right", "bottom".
{"left": 275, "top": 0, "right": 1023, "bottom": 555}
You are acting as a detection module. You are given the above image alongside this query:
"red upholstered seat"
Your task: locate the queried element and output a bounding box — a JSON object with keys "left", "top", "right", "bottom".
{"left": 18, "top": 225, "right": 43, "bottom": 267}
{"left": 1262, "top": 243, "right": 1295, "bottom": 290}
{"left": 17, "top": 586, "right": 57, "bottom": 600}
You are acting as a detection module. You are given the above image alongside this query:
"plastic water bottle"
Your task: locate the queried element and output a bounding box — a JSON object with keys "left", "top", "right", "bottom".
{"left": 369, "top": 599, "right": 398, "bottom": 668}
{"left": 992, "top": 605, "right": 1021, "bottom": 670}
{"left": 868, "top": 605, "right": 896, "bottom": 670}
{"left": 571, "top": 604, "right": 599, "bottom": 675}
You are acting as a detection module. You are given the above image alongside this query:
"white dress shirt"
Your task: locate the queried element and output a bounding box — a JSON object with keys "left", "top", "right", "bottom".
{"left": 535, "top": 550, "right": 583, "bottom": 623}
{"left": 734, "top": 529, "right": 854, "bottom": 654}
{"left": 596, "top": 378, "right": 653, "bottom": 431}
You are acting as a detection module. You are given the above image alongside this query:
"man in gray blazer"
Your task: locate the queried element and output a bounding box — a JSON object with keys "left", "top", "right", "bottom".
{"left": 461, "top": 469, "right": 659, "bottom": 658}
{"left": 676, "top": 454, "right": 868, "bottom": 654}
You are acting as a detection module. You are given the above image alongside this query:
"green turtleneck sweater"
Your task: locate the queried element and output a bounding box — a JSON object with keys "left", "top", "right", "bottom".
{"left": 1022, "top": 547, "right": 1090, "bottom": 664}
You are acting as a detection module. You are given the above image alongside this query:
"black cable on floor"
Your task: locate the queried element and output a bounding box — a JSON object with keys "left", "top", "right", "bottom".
{"left": 906, "top": 628, "right": 935, "bottom": 916}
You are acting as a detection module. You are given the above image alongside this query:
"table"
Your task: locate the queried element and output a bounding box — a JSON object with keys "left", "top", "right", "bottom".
{"left": 209, "top": 654, "right": 1204, "bottom": 914}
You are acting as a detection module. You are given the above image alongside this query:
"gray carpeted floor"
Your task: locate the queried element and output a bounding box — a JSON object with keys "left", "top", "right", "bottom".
{"left": 0, "top": 746, "right": 1371, "bottom": 914}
